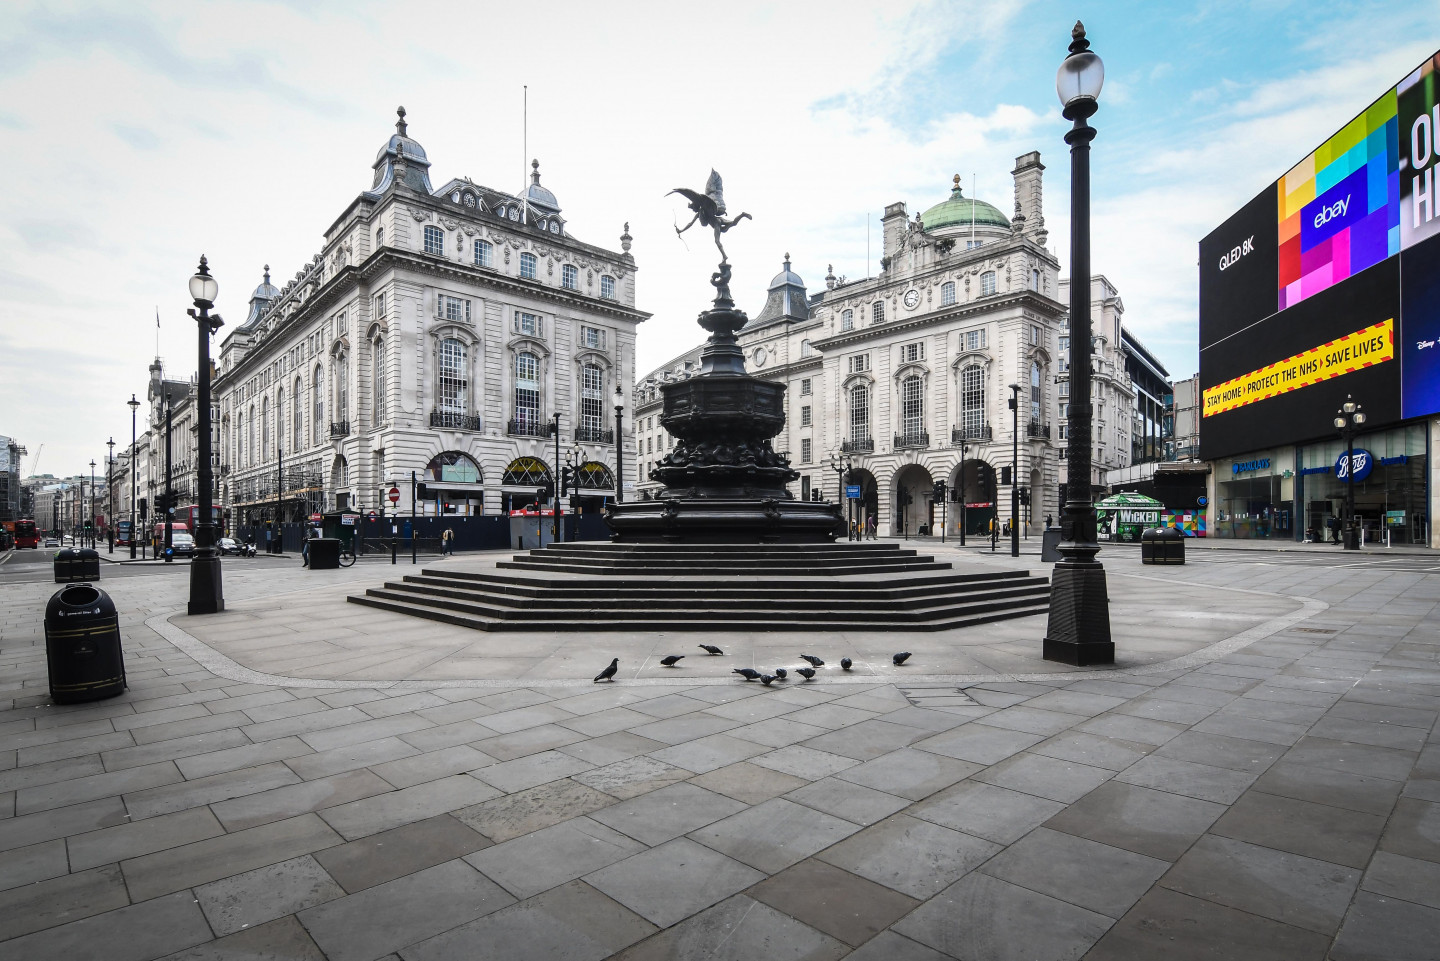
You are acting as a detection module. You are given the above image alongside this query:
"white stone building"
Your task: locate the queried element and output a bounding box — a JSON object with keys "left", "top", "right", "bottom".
{"left": 213, "top": 109, "right": 647, "bottom": 526}
{"left": 635, "top": 153, "right": 1138, "bottom": 537}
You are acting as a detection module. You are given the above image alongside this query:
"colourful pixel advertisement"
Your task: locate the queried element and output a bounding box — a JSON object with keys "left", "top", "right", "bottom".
{"left": 1399, "top": 52, "right": 1440, "bottom": 249}
{"left": 1277, "top": 91, "right": 1399, "bottom": 311}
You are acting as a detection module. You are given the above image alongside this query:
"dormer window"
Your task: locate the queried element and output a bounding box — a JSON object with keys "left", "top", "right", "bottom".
{"left": 520, "top": 252, "right": 537, "bottom": 280}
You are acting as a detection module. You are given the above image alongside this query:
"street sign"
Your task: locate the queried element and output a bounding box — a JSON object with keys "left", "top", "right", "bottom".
{"left": 388, "top": 486, "right": 400, "bottom": 504}
{"left": 309, "top": 513, "right": 323, "bottom": 523}
{"left": 1386, "top": 510, "right": 1406, "bottom": 526}
{"left": 846, "top": 485, "right": 861, "bottom": 499}
{"left": 340, "top": 514, "right": 358, "bottom": 526}
{"left": 368, "top": 510, "right": 378, "bottom": 521}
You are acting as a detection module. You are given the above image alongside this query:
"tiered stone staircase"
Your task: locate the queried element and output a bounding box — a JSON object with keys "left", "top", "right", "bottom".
{"left": 347, "top": 542, "right": 1050, "bottom": 633}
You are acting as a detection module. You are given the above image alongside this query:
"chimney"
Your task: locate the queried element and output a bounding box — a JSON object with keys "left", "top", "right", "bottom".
{"left": 1011, "top": 152, "right": 1047, "bottom": 246}
{"left": 881, "top": 202, "right": 908, "bottom": 269}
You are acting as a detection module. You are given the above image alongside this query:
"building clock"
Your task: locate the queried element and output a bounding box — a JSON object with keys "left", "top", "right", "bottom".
{"left": 903, "top": 288, "right": 920, "bottom": 309}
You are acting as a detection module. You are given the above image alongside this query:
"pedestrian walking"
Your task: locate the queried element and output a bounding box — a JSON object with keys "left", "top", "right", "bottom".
{"left": 866, "top": 516, "right": 877, "bottom": 539}
{"left": 442, "top": 528, "right": 454, "bottom": 555}
{"left": 1045, "top": 514, "right": 1054, "bottom": 529}
{"left": 301, "top": 526, "right": 311, "bottom": 567}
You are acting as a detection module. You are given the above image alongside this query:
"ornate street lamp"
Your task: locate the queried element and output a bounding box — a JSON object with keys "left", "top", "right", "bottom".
{"left": 1009, "top": 383, "right": 1021, "bottom": 558}
{"left": 1334, "top": 395, "right": 1366, "bottom": 551}
{"left": 957, "top": 439, "right": 969, "bottom": 546}
{"left": 89, "top": 459, "right": 96, "bottom": 548}
{"left": 106, "top": 437, "right": 116, "bottom": 553}
{"left": 128, "top": 394, "right": 140, "bottom": 559}
{"left": 614, "top": 384, "right": 625, "bottom": 504}
{"left": 187, "top": 256, "right": 225, "bottom": 614}
{"left": 1044, "top": 21, "right": 1113, "bottom": 665}
{"left": 829, "top": 450, "right": 855, "bottom": 539}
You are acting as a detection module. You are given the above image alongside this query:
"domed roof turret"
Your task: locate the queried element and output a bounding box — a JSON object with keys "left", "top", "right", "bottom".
{"left": 368, "top": 107, "right": 433, "bottom": 195}
{"left": 525, "top": 159, "right": 560, "bottom": 213}
{"left": 746, "top": 254, "right": 809, "bottom": 330}
{"left": 243, "top": 265, "right": 280, "bottom": 327}
{"left": 921, "top": 175, "right": 1009, "bottom": 233}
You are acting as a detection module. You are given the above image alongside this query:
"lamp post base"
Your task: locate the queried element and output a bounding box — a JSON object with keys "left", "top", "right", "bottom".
{"left": 187, "top": 554, "right": 225, "bottom": 615}
{"left": 1043, "top": 558, "right": 1113, "bottom": 665}
{"left": 1343, "top": 526, "right": 1361, "bottom": 551}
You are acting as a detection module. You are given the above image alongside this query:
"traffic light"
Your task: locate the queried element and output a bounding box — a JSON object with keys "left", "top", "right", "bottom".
{"left": 535, "top": 486, "right": 549, "bottom": 507}
{"left": 416, "top": 482, "right": 430, "bottom": 499}
{"left": 559, "top": 465, "right": 574, "bottom": 497}
{"left": 1001, "top": 465, "right": 1013, "bottom": 486}
{"left": 931, "top": 480, "right": 947, "bottom": 500}
{"left": 898, "top": 490, "right": 911, "bottom": 508}
{"left": 139, "top": 497, "right": 148, "bottom": 519}
{"left": 1019, "top": 486, "right": 1030, "bottom": 506}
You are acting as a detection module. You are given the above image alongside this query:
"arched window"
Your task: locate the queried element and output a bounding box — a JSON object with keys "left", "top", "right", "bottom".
{"left": 275, "top": 389, "right": 285, "bottom": 455}
{"left": 373, "top": 337, "right": 388, "bottom": 427}
{"left": 260, "top": 397, "right": 269, "bottom": 461}
{"left": 871, "top": 302, "right": 885, "bottom": 325}
{"left": 941, "top": 282, "right": 956, "bottom": 306}
{"left": 575, "top": 462, "right": 614, "bottom": 491}
{"left": 423, "top": 225, "right": 444, "bottom": 255}
{"left": 501, "top": 456, "right": 550, "bottom": 486}
{"left": 474, "top": 240, "right": 492, "bottom": 267}
{"left": 514, "top": 351, "right": 540, "bottom": 432}
{"left": 235, "top": 411, "right": 244, "bottom": 468}
{"left": 961, "top": 364, "right": 985, "bottom": 438}
{"left": 841, "top": 309, "right": 854, "bottom": 331}
{"left": 247, "top": 404, "right": 256, "bottom": 467}
{"left": 980, "top": 271, "right": 996, "bottom": 296}
{"left": 580, "top": 363, "right": 604, "bottom": 436}
{"left": 293, "top": 377, "right": 304, "bottom": 450}
{"left": 850, "top": 384, "right": 870, "bottom": 445}
{"left": 336, "top": 354, "right": 349, "bottom": 426}
{"left": 800, "top": 339, "right": 814, "bottom": 357}
{"left": 519, "top": 252, "right": 537, "bottom": 280}
{"left": 1031, "top": 361, "right": 1042, "bottom": 421}
{"left": 600, "top": 275, "right": 616, "bottom": 299}
{"left": 425, "top": 451, "right": 482, "bottom": 484}
{"left": 1030, "top": 269, "right": 1041, "bottom": 291}
{"left": 562, "top": 264, "right": 578, "bottom": 290}
{"left": 375, "top": 227, "right": 384, "bottom": 249}
{"left": 313, "top": 365, "right": 324, "bottom": 440}
{"left": 901, "top": 375, "right": 924, "bottom": 441}
{"left": 438, "top": 339, "right": 467, "bottom": 415}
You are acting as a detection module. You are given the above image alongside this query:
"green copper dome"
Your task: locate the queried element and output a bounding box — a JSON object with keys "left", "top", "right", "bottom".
{"left": 921, "top": 176, "right": 1010, "bottom": 232}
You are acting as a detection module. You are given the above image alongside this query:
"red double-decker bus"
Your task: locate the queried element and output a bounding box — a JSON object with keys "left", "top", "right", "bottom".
{"left": 13, "top": 519, "right": 39, "bottom": 549}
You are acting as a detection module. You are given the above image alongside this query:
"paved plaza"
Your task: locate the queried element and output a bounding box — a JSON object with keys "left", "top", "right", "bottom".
{"left": 0, "top": 541, "right": 1437, "bottom": 960}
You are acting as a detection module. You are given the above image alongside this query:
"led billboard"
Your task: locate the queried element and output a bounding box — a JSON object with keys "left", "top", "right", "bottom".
{"left": 1200, "top": 47, "right": 1440, "bottom": 461}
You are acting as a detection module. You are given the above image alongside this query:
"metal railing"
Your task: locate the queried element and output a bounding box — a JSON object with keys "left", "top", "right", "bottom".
{"left": 430, "top": 411, "right": 482, "bottom": 431}
{"left": 894, "top": 431, "right": 929, "bottom": 450}
{"left": 1026, "top": 422, "right": 1051, "bottom": 439}
{"left": 574, "top": 426, "right": 614, "bottom": 444}
{"left": 507, "top": 418, "right": 550, "bottom": 438}
{"left": 329, "top": 421, "right": 350, "bottom": 438}
{"left": 841, "top": 437, "right": 874, "bottom": 454}
{"left": 951, "top": 424, "right": 992, "bottom": 444}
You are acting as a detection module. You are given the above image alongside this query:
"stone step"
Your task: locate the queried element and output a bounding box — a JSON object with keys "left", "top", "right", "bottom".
{"left": 495, "top": 558, "right": 951, "bottom": 577}
{"left": 418, "top": 568, "right": 1033, "bottom": 595}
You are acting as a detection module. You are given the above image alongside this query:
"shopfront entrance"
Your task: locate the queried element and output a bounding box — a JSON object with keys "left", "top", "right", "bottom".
{"left": 1214, "top": 449, "right": 1293, "bottom": 540}
{"left": 1298, "top": 425, "right": 1429, "bottom": 546}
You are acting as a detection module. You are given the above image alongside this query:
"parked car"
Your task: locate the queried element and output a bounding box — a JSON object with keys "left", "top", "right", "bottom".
{"left": 170, "top": 532, "right": 195, "bottom": 557}
{"left": 217, "top": 537, "right": 241, "bottom": 555}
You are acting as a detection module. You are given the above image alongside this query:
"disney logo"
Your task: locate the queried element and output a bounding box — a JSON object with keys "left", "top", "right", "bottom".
{"left": 1418, "top": 339, "right": 1436, "bottom": 350}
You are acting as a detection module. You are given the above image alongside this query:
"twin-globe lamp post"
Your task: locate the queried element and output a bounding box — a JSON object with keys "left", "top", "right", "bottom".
{"left": 1043, "top": 21, "right": 1113, "bottom": 665}
{"left": 187, "top": 257, "right": 225, "bottom": 615}
{"left": 128, "top": 394, "right": 140, "bottom": 559}
{"left": 1334, "top": 395, "right": 1366, "bottom": 551}
{"left": 106, "top": 437, "right": 115, "bottom": 553}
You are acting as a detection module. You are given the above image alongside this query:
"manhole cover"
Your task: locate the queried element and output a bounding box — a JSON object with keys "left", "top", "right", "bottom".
{"left": 1291, "top": 627, "right": 1338, "bottom": 634}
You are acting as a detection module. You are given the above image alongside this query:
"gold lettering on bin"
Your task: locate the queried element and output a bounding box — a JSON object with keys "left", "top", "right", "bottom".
{"left": 1203, "top": 319, "right": 1394, "bottom": 417}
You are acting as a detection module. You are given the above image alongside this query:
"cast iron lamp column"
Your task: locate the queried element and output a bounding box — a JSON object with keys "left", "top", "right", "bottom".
{"left": 1334, "top": 395, "right": 1366, "bottom": 551}
{"left": 106, "top": 438, "right": 116, "bottom": 552}
{"left": 89, "top": 459, "right": 96, "bottom": 548}
{"left": 128, "top": 394, "right": 140, "bottom": 559}
{"left": 1009, "top": 384, "right": 1020, "bottom": 558}
{"left": 187, "top": 256, "right": 225, "bottom": 614}
{"left": 614, "top": 385, "right": 625, "bottom": 504}
{"left": 958, "top": 439, "right": 969, "bottom": 546}
{"left": 1044, "top": 21, "right": 1113, "bottom": 665}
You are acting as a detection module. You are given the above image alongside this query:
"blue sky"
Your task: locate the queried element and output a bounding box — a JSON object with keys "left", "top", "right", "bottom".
{"left": 2, "top": 0, "right": 1437, "bottom": 477}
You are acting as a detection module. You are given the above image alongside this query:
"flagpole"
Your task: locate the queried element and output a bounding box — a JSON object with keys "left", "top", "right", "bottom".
{"left": 521, "top": 86, "right": 528, "bottom": 226}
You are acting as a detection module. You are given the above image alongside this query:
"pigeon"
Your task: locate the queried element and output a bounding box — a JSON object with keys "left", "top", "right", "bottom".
{"left": 893, "top": 652, "right": 912, "bottom": 666}
{"left": 840, "top": 658, "right": 853, "bottom": 670}
{"left": 733, "top": 668, "right": 762, "bottom": 681}
{"left": 699, "top": 644, "right": 724, "bottom": 655}
{"left": 774, "top": 668, "right": 788, "bottom": 680}
{"left": 660, "top": 655, "right": 685, "bottom": 667}
{"left": 594, "top": 658, "right": 619, "bottom": 682}
{"left": 760, "top": 674, "right": 777, "bottom": 686}
{"left": 799, "top": 654, "right": 825, "bottom": 667}
{"left": 796, "top": 667, "right": 816, "bottom": 680}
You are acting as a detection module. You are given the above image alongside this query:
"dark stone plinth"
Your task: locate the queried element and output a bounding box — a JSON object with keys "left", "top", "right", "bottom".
{"left": 606, "top": 496, "right": 841, "bottom": 543}
{"left": 1042, "top": 560, "right": 1114, "bottom": 665}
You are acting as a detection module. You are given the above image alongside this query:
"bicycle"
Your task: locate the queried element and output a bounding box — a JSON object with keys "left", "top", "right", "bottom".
{"left": 338, "top": 544, "right": 356, "bottom": 567}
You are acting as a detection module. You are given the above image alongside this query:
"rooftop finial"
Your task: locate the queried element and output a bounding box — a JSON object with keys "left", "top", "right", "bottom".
{"left": 263, "top": 264, "right": 270, "bottom": 283}
{"left": 531, "top": 158, "right": 541, "bottom": 184}
{"left": 395, "top": 106, "right": 407, "bottom": 136}
{"left": 1069, "top": 21, "right": 1090, "bottom": 55}
{"left": 784, "top": 252, "right": 791, "bottom": 267}
{"left": 621, "top": 222, "right": 632, "bottom": 253}
{"left": 952, "top": 174, "right": 963, "bottom": 197}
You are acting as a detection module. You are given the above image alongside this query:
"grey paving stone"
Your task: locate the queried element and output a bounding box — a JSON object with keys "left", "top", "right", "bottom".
{"left": 1361, "top": 851, "right": 1440, "bottom": 910}
{"left": 648, "top": 732, "right": 768, "bottom": 774}
{"left": 981, "top": 826, "right": 1168, "bottom": 919}
{"left": 748, "top": 858, "right": 920, "bottom": 947}
{"left": 466, "top": 816, "right": 645, "bottom": 899}
{"left": 1075, "top": 712, "right": 1189, "bottom": 745}
{"left": 627, "top": 713, "right": 743, "bottom": 745}
{"left": 979, "top": 705, "right": 1090, "bottom": 736}
{"left": 472, "top": 723, "right": 589, "bottom": 761}
{"left": 785, "top": 703, "right": 880, "bottom": 730}
{"left": 749, "top": 744, "right": 862, "bottom": 780}
{"left": 16, "top": 759, "right": 183, "bottom": 814}
{"left": 1116, "top": 754, "right": 1259, "bottom": 804}
{"left": 1328, "top": 698, "right": 1437, "bottom": 729}
{"left": 1117, "top": 695, "right": 1223, "bottom": 725}
{"left": 840, "top": 930, "right": 954, "bottom": 961}
{"left": 0, "top": 838, "right": 67, "bottom": 893}
{"left": 879, "top": 705, "right": 976, "bottom": 733}
{"left": 910, "top": 779, "right": 1064, "bottom": 844}
{"left": 475, "top": 688, "right": 555, "bottom": 712}
{"left": 785, "top": 777, "right": 910, "bottom": 826}
{"left": 68, "top": 806, "right": 225, "bottom": 871}
{"left": 701, "top": 694, "right": 802, "bottom": 723}
{"left": 1043, "top": 781, "right": 1226, "bottom": 861}
{"left": 479, "top": 702, "right": 580, "bottom": 734}
{"left": 299, "top": 714, "right": 434, "bottom": 753}
{"left": 18, "top": 730, "right": 135, "bottom": 766}
{"left": 1379, "top": 797, "right": 1440, "bottom": 862}
{"left": 1087, "top": 886, "right": 1330, "bottom": 961}
{"left": 802, "top": 718, "right": 930, "bottom": 761}
{"left": 572, "top": 755, "right": 691, "bottom": 800}
{"left": 299, "top": 859, "right": 515, "bottom": 961}
{"left": 1156, "top": 731, "right": 1285, "bottom": 775}
{"left": 175, "top": 735, "right": 314, "bottom": 779}
{"left": 895, "top": 872, "right": 1113, "bottom": 961}
{"left": 1160, "top": 834, "right": 1359, "bottom": 935}
{"left": 1283, "top": 735, "right": 1419, "bottom": 782}
{"left": 154, "top": 914, "right": 326, "bottom": 961}
{"left": 401, "top": 878, "right": 657, "bottom": 961}
{"left": 835, "top": 747, "right": 979, "bottom": 801}
{"left": 1191, "top": 712, "right": 1312, "bottom": 746}
{"left": 128, "top": 711, "right": 253, "bottom": 747}
{"left": 688, "top": 761, "right": 810, "bottom": 804}
{"left": 1309, "top": 714, "right": 1431, "bottom": 752}
{"left": 357, "top": 691, "right": 449, "bottom": 718}
{"left": 911, "top": 722, "right": 1045, "bottom": 765}
{"left": 1220, "top": 696, "right": 1330, "bottom": 725}
{"left": 242, "top": 705, "right": 372, "bottom": 742}
{"left": 394, "top": 719, "right": 495, "bottom": 752}
{"left": 454, "top": 778, "right": 615, "bottom": 842}
{"left": 624, "top": 692, "right": 713, "bottom": 718}
{"left": 0, "top": 796, "right": 127, "bottom": 852}
{"left": 210, "top": 768, "right": 394, "bottom": 831}
{"left": 318, "top": 773, "right": 501, "bottom": 841}
{"left": 370, "top": 744, "right": 496, "bottom": 789}
{"left": 315, "top": 813, "right": 492, "bottom": 893}
{"left": 725, "top": 716, "right": 831, "bottom": 748}
{"left": 559, "top": 731, "right": 669, "bottom": 767}
{"left": 124, "top": 760, "right": 302, "bottom": 820}
{"left": 1210, "top": 790, "right": 1387, "bottom": 868}
{"left": 0, "top": 889, "right": 214, "bottom": 961}
{"left": 1031, "top": 729, "right": 1153, "bottom": 771}
{"left": 0, "top": 862, "right": 130, "bottom": 940}
{"left": 284, "top": 735, "right": 420, "bottom": 780}
{"left": 607, "top": 894, "right": 848, "bottom": 961}
{"left": 242, "top": 696, "right": 331, "bottom": 723}
{"left": 110, "top": 704, "right": 213, "bottom": 732}
{"left": 589, "top": 781, "right": 746, "bottom": 845}
{"left": 690, "top": 796, "right": 860, "bottom": 874}
{"left": 584, "top": 838, "right": 765, "bottom": 929}
{"left": 196, "top": 854, "right": 345, "bottom": 936}
{"left": 817, "top": 812, "right": 999, "bottom": 898}
{"left": 0, "top": 753, "right": 104, "bottom": 793}
{"left": 472, "top": 749, "right": 593, "bottom": 793}
{"left": 557, "top": 706, "right": 655, "bottom": 738}
{"left": 973, "top": 751, "right": 1113, "bottom": 803}
{"left": 1330, "top": 891, "right": 1440, "bottom": 961}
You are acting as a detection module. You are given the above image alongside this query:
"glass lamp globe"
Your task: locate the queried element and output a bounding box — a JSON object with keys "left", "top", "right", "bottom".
{"left": 189, "top": 268, "right": 219, "bottom": 305}
{"left": 1334, "top": 416, "right": 1346, "bottom": 429}
{"left": 1057, "top": 50, "right": 1105, "bottom": 109}
{"left": 1354, "top": 411, "right": 1366, "bottom": 425}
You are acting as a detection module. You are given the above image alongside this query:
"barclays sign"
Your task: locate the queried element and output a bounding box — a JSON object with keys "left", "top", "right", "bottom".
{"left": 1232, "top": 458, "right": 1271, "bottom": 475}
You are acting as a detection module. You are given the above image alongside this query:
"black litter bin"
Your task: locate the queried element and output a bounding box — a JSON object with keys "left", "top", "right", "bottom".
{"left": 308, "top": 537, "right": 341, "bottom": 570}
{"left": 1140, "top": 526, "right": 1185, "bottom": 565}
{"left": 53, "top": 548, "right": 100, "bottom": 583}
{"left": 44, "top": 584, "right": 126, "bottom": 703}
